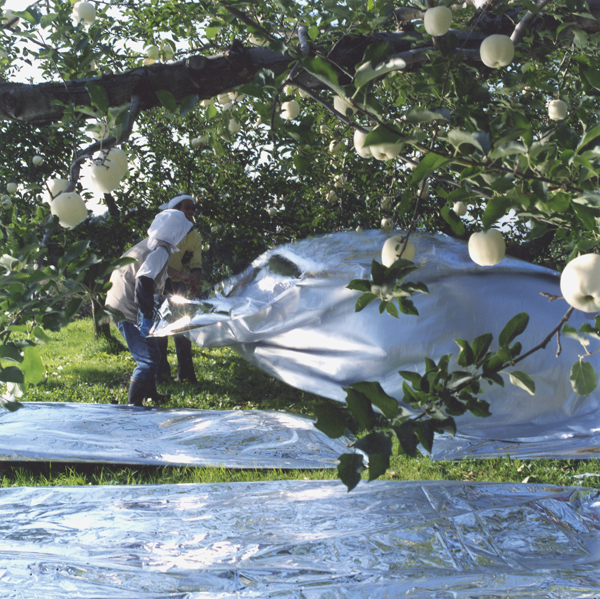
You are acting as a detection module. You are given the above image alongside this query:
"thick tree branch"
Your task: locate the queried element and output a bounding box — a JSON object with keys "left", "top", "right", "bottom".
{"left": 3, "top": 4, "right": 600, "bottom": 128}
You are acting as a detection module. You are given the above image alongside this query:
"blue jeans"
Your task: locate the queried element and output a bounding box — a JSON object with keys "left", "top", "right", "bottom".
{"left": 117, "top": 321, "right": 160, "bottom": 383}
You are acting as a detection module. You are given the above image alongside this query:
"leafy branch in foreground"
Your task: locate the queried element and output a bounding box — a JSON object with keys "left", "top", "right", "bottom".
{"left": 315, "top": 312, "right": 534, "bottom": 491}
{"left": 347, "top": 257, "right": 428, "bottom": 318}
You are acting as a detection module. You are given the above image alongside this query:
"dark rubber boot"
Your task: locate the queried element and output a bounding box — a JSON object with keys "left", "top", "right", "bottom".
{"left": 127, "top": 378, "right": 146, "bottom": 407}
{"left": 175, "top": 334, "right": 198, "bottom": 383}
{"left": 146, "top": 378, "right": 170, "bottom": 405}
{"left": 156, "top": 336, "right": 172, "bottom": 382}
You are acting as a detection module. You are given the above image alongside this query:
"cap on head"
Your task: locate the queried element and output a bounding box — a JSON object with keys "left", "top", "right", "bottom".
{"left": 159, "top": 194, "right": 195, "bottom": 211}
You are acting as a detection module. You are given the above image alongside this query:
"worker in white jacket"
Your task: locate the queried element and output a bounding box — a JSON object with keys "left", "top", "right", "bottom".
{"left": 105, "top": 208, "right": 192, "bottom": 406}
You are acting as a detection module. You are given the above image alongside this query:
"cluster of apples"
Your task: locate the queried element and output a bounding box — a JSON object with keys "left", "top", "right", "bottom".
{"left": 423, "top": 6, "right": 514, "bottom": 68}
{"left": 38, "top": 147, "right": 129, "bottom": 229}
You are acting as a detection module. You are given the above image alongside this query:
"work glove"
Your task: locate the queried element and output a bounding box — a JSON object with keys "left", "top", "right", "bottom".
{"left": 139, "top": 317, "right": 154, "bottom": 338}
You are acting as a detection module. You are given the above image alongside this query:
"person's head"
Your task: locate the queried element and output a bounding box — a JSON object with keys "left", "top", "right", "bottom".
{"left": 158, "top": 194, "right": 196, "bottom": 222}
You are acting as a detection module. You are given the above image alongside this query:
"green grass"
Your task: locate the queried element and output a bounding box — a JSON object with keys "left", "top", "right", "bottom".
{"left": 2, "top": 319, "right": 600, "bottom": 489}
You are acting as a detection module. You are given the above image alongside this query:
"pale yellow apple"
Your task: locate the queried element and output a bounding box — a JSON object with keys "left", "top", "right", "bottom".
{"left": 480, "top": 35, "right": 514, "bottom": 68}
{"left": 228, "top": 119, "right": 241, "bottom": 134}
{"left": 453, "top": 201, "right": 467, "bottom": 216}
{"left": 424, "top": 6, "right": 452, "bottom": 36}
{"left": 547, "top": 99, "right": 567, "bottom": 120}
{"left": 32, "top": 156, "right": 44, "bottom": 167}
{"left": 44, "top": 178, "right": 69, "bottom": 204}
{"left": 354, "top": 128, "right": 373, "bottom": 158}
{"left": 281, "top": 100, "right": 300, "bottom": 119}
{"left": 468, "top": 229, "right": 505, "bottom": 266}
{"left": 381, "top": 236, "right": 416, "bottom": 266}
{"left": 6, "top": 182, "right": 17, "bottom": 194}
{"left": 73, "top": 2, "right": 96, "bottom": 26}
{"left": 51, "top": 192, "right": 88, "bottom": 229}
{"left": 560, "top": 253, "right": 600, "bottom": 312}
{"left": 90, "top": 157, "right": 124, "bottom": 193}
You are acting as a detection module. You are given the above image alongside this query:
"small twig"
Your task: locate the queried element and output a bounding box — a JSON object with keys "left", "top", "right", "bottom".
{"left": 511, "top": 306, "right": 574, "bottom": 366}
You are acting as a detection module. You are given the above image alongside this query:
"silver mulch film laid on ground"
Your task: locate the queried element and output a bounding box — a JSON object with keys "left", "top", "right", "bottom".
{"left": 0, "top": 402, "right": 348, "bottom": 469}
{"left": 0, "top": 479, "right": 599, "bottom": 598}
{"left": 154, "top": 230, "right": 600, "bottom": 460}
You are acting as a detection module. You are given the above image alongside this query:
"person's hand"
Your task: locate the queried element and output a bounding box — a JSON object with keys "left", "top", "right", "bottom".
{"left": 139, "top": 318, "right": 153, "bottom": 338}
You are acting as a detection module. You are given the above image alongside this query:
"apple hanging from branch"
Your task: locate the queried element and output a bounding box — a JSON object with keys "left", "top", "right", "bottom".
{"left": 560, "top": 253, "right": 600, "bottom": 312}
{"left": 480, "top": 35, "right": 515, "bottom": 68}
{"left": 423, "top": 6, "right": 452, "bottom": 37}
{"left": 51, "top": 192, "right": 88, "bottom": 229}
{"left": 468, "top": 229, "right": 506, "bottom": 266}
{"left": 381, "top": 236, "right": 416, "bottom": 266}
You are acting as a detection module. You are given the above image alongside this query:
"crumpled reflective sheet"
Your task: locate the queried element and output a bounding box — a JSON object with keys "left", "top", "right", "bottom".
{"left": 0, "top": 402, "right": 348, "bottom": 469}
{"left": 432, "top": 431, "right": 600, "bottom": 461}
{"left": 1, "top": 479, "right": 599, "bottom": 598}
{"left": 155, "top": 230, "right": 600, "bottom": 458}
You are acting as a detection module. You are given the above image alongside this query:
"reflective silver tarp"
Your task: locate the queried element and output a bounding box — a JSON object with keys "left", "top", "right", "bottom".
{"left": 1, "top": 479, "right": 599, "bottom": 597}
{"left": 156, "top": 230, "right": 600, "bottom": 458}
{"left": 0, "top": 402, "right": 348, "bottom": 469}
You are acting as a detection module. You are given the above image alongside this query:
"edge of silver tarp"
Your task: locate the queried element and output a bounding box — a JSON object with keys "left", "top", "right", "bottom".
{"left": 431, "top": 431, "right": 600, "bottom": 461}
{"left": 0, "top": 479, "right": 599, "bottom": 597}
{"left": 0, "top": 402, "right": 349, "bottom": 469}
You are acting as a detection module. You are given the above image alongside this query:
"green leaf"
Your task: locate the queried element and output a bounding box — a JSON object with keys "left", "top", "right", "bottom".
{"left": 455, "top": 339, "right": 474, "bottom": 367}
{"left": 471, "top": 333, "right": 493, "bottom": 365}
{"left": 464, "top": 397, "right": 491, "bottom": 418}
{"left": 59, "top": 240, "right": 90, "bottom": 268}
{"left": 444, "top": 129, "right": 490, "bottom": 155}
{"left": 385, "top": 301, "right": 399, "bottom": 318}
{"left": 301, "top": 56, "right": 344, "bottom": 96}
{"left": 345, "top": 387, "right": 376, "bottom": 431}
{"left": 499, "top": 313, "right": 529, "bottom": 347}
{"left": 508, "top": 371, "right": 536, "bottom": 395}
{"left": 349, "top": 381, "right": 398, "bottom": 418}
{"left": 482, "top": 197, "right": 513, "bottom": 230}
{"left": 180, "top": 94, "right": 199, "bottom": 117}
{"left": 0, "top": 343, "right": 23, "bottom": 363}
{"left": 392, "top": 420, "right": 419, "bottom": 457}
{"left": 570, "top": 360, "right": 597, "bottom": 396}
{"left": 398, "top": 370, "right": 423, "bottom": 390}
{"left": 355, "top": 292, "right": 377, "bottom": 312}
{"left": 205, "top": 26, "right": 220, "bottom": 39}
{"left": 156, "top": 89, "right": 178, "bottom": 113}
{"left": 363, "top": 126, "right": 403, "bottom": 148}
{"left": 21, "top": 346, "right": 45, "bottom": 385}
{"left": 578, "top": 123, "right": 600, "bottom": 152}
{"left": 404, "top": 107, "right": 451, "bottom": 124}
{"left": 441, "top": 205, "right": 466, "bottom": 236}
{"left": 0, "top": 366, "right": 24, "bottom": 384}
{"left": 0, "top": 396, "right": 23, "bottom": 412}
{"left": 489, "top": 141, "right": 528, "bottom": 159}
{"left": 411, "top": 152, "right": 451, "bottom": 184}
{"left": 582, "top": 66, "right": 600, "bottom": 91}
{"left": 347, "top": 279, "right": 372, "bottom": 292}
{"left": 337, "top": 453, "right": 365, "bottom": 491}
{"left": 85, "top": 81, "right": 109, "bottom": 114}
{"left": 314, "top": 402, "right": 347, "bottom": 438}
{"left": 354, "top": 431, "right": 393, "bottom": 480}
{"left": 415, "top": 419, "right": 435, "bottom": 453}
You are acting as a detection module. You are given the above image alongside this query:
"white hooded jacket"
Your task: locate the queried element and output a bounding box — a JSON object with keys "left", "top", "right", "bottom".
{"left": 105, "top": 210, "right": 193, "bottom": 323}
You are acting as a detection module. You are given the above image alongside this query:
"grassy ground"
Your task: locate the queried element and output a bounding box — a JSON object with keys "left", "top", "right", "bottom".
{"left": 1, "top": 319, "right": 600, "bottom": 489}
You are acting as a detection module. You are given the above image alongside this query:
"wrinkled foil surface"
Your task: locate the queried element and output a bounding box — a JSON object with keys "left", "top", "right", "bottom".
{"left": 155, "top": 230, "right": 600, "bottom": 458}
{"left": 0, "top": 402, "right": 348, "bottom": 468}
{"left": 0, "top": 479, "right": 599, "bottom": 597}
